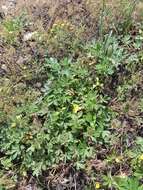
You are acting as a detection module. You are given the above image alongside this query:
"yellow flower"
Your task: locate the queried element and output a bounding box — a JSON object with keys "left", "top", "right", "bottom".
{"left": 16, "top": 114, "right": 22, "bottom": 120}
{"left": 11, "top": 123, "right": 16, "bottom": 128}
{"left": 139, "top": 154, "right": 143, "bottom": 160}
{"left": 61, "top": 23, "right": 65, "bottom": 27}
{"left": 26, "top": 133, "right": 33, "bottom": 140}
{"left": 22, "top": 171, "right": 27, "bottom": 177}
{"left": 115, "top": 156, "right": 122, "bottom": 163}
{"left": 96, "top": 77, "right": 100, "bottom": 86}
{"left": 72, "top": 104, "right": 81, "bottom": 113}
{"left": 95, "top": 182, "right": 100, "bottom": 189}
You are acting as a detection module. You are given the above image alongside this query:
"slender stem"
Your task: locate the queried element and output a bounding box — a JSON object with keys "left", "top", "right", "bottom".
{"left": 100, "top": 0, "right": 106, "bottom": 41}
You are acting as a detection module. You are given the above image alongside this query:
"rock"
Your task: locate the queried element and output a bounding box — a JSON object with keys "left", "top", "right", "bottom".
{"left": 1, "top": 5, "right": 8, "bottom": 15}
{"left": 1, "top": 0, "right": 17, "bottom": 15}
{"left": 23, "top": 32, "right": 37, "bottom": 42}
{"left": 17, "top": 56, "right": 25, "bottom": 65}
{"left": 1, "top": 64, "right": 8, "bottom": 72}
{"left": 35, "top": 82, "right": 42, "bottom": 88}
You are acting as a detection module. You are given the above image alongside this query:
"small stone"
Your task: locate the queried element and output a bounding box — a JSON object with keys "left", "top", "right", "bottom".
{"left": 23, "top": 32, "right": 37, "bottom": 42}
{"left": 35, "top": 82, "right": 42, "bottom": 88}
{"left": 1, "top": 64, "right": 8, "bottom": 72}
{"left": 17, "top": 56, "right": 25, "bottom": 65}
{"left": 1, "top": 5, "right": 8, "bottom": 15}
{"left": 25, "top": 184, "right": 33, "bottom": 190}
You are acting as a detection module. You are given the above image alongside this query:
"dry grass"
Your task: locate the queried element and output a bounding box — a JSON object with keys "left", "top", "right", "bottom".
{"left": 1, "top": 0, "right": 143, "bottom": 29}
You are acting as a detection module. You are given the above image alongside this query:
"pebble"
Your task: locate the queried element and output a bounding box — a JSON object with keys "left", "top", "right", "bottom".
{"left": 35, "top": 82, "right": 42, "bottom": 88}
{"left": 23, "top": 32, "right": 37, "bottom": 42}
{"left": 1, "top": 0, "right": 17, "bottom": 15}
{"left": 1, "top": 64, "right": 8, "bottom": 72}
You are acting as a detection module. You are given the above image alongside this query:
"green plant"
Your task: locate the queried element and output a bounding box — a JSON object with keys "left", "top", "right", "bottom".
{"left": 0, "top": 57, "right": 113, "bottom": 177}
{"left": 114, "top": 177, "right": 143, "bottom": 190}
{"left": 0, "top": 3, "right": 143, "bottom": 188}
{"left": 84, "top": 34, "right": 125, "bottom": 76}
{"left": 117, "top": 0, "right": 137, "bottom": 33}
{"left": 103, "top": 174, "right": 143, "bottom": 190}
{"left": 0, "top": 14, "right": 27, "bottom": 44}
{"left": 38, "top": 20, "right": 84, "bottom": 58}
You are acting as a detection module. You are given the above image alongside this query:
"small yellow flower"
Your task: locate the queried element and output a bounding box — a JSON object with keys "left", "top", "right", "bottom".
{"left": 115, "top": 158, "right": 120, "bottom": 163}
{"left": 11, "top": 123, "right": 16, "bottom": 128}
{"left": 139, "top": 154, "right": 143, "bottom": 160}
{"left": 96, "top": 77, "right": 100, "bottom": 86}
{"left": 26, "top": 133, "right": 33, "bottom": 140}
{"left": 16, "top": 114, "right": 22, "bottom": 120}
{"left": 61, "top": 23, "right": 65, "bottom": 27}
{"left": 22, "top": 171, "right": 27, "bottom": 177}
{"left": 115, "top": 156, "right": 122, "bottom": 163}
{"left": 95, "top": 182, "right": 100, "bottom": 189}
{"left": 73, "top": 104, "right": 81, "bottom": 113}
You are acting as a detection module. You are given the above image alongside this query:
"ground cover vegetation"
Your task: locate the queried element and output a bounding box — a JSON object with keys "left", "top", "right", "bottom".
{"left": 0, "top": 0, "right": 143, "bottom": 189}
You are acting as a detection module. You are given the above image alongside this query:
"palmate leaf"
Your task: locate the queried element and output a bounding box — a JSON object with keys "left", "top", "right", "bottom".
{"left": 115, "top": 177, "right": 142, "bottom": 190}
